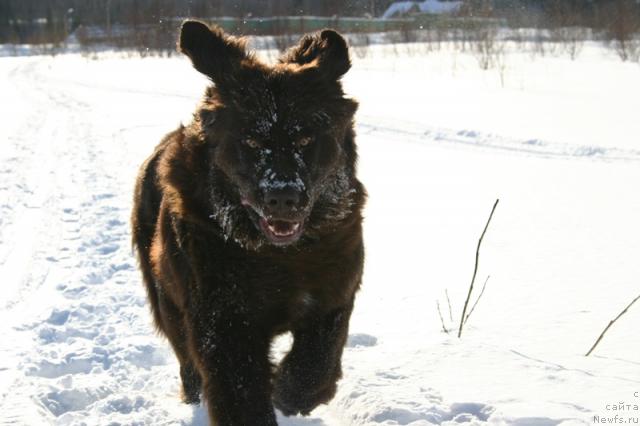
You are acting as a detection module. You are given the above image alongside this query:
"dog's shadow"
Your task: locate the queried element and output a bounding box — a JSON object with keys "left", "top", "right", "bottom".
{"left": 189, "top": 406, "right": 328, "bottom": 425}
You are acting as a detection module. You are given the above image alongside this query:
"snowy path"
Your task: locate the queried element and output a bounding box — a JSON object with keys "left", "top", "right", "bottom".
{"left": 0, "top": 57, "right": 169, "bottom": 424}
{"left": 1, "top": 49, "right": 640, "bottom": 425}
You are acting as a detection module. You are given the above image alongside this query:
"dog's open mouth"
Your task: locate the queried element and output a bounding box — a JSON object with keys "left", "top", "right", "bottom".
{"left": 258, "top": 218, "right": 304, "bottom": 245}
{"left": 242, "top": 199, "right": 305, "bottom": 245}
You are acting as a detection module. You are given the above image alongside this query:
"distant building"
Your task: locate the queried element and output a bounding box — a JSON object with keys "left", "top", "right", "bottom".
{"left": 381, "top": 0, "right": 463, "bottom": 19}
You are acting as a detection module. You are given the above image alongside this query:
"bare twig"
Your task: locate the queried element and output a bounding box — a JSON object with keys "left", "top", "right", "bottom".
{"left": 464, "top": 275, "right": 490, "bottom": 325}
{"left": 445, "top": 289, "right": 454, "bottom": 322}
{"left": 585, "top": 292, "right": 640, "bottom": 356}
{"left": 458, "top": 199, "right": 499, "bottom": 338}
{"left": 437, "top": 301, "right": 449, "bottom": 334}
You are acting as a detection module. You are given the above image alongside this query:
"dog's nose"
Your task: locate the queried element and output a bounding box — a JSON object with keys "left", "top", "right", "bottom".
{"left": 264, "top": 188, "right": 302, "bottom": 213}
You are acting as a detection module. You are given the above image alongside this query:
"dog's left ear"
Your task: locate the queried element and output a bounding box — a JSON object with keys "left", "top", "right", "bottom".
{"left": 280, "top": 29, "right": 351, "bottom": 80}
{"left": 178, "top": 20, "right": 248, "bottom": 84}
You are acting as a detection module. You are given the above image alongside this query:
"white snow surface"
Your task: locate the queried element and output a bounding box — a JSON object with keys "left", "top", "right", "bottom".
{"left": 1, "top": 42, "right": 640, "bottom": 425}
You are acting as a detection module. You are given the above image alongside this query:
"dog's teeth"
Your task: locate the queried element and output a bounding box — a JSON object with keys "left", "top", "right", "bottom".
{"left": 267, "top": 222, "right": 300, "bottom": 237}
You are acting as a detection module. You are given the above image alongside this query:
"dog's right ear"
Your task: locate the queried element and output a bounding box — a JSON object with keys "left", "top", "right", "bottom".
{"left": 280, "top": 29, "right": 351, "bottom": 81}
{"left": 178, "top": 20, "right": 248, "bottom": 83}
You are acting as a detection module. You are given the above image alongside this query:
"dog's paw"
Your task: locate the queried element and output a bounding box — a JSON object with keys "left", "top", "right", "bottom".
{"left": 180, "top": 364, "right": 202, "bottom": 405}
{"left": 181, "top": 389, "right": 201, "bottom": 405}
{"left": 273, "top": 383, "right": 336, "bottom": 416}
{"left": 272, "top": 367, "right": 338, "bottom": 416}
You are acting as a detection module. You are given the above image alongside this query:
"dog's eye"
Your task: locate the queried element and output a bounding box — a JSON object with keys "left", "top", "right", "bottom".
{"left": 297, "top": 137, "right": 313, "bottom": 148}
{"left": 243, "top": 138, "right": 260, "bottom": 149}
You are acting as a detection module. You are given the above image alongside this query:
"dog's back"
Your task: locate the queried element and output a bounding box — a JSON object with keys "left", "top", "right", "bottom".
{"left": 131, "top": 129, "right": 180, "bottom": 331}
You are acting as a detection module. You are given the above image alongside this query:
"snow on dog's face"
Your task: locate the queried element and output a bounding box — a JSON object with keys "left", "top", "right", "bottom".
{"left": 179, "top": 21, "right": 359, "bottom": 249}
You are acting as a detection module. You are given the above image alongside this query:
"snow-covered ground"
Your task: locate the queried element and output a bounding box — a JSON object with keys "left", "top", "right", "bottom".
{"left": 1, "top": 42, "right": 639, "bottom": 425}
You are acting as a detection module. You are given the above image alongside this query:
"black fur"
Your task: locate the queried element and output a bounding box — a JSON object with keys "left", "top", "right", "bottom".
{"left": 132, "top": 20, "right": 365, "bottom": 425}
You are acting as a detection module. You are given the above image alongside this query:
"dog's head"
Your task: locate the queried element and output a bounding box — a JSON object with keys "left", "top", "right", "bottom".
{"left": 179, "top": 21, "right": 360, "bottom": 249}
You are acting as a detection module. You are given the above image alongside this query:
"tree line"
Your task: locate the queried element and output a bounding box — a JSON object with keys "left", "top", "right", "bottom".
{"left": 0, "top": 0, "right": 638, "bottom": 47}
{"left": 0, "top": 0, "right": 381, "bottom": 44}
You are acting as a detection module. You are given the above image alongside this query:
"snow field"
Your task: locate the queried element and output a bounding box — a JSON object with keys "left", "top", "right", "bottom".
{"left": 0, "top": 41, "right": 639, "bottom": 425}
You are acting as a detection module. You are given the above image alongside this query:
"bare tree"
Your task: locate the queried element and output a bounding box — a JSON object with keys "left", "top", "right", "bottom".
{"left": 603, "top": 0, "right": 640, "bottom": 62}
{"left": 472, "top": 26, "right": 506, "bottom": 75}
{"left": 350, "top": 33, "right": 371, "bottom": 60}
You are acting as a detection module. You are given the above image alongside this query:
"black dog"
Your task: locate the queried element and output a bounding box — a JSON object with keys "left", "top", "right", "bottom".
{"left": 131, "top": 20, "right": 365, "bottom": 425}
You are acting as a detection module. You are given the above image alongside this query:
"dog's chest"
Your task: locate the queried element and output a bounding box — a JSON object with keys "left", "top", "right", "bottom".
{"left": 290, "top": 290, "right": 316, "bottom": 319}
{"left": 251, "top": 262, "right": 335, "bottom": 325}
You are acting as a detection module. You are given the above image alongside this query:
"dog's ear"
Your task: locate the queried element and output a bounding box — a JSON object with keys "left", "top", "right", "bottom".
{"left": 280, "top": 29, "right": 351, "bottom": 80}
{"left": 178, "top": 20, "right": 248, "bottom": 83}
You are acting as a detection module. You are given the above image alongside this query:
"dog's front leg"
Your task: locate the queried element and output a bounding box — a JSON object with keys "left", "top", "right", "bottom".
{"left": 189, "top": 306, "right": 277, "bottom": 426}
{"left": 273, "top": 298, "right": 354, "bottom": 416}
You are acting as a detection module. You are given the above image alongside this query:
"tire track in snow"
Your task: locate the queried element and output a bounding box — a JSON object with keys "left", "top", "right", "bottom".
{"left": 47, "top": 67, "right": 640, "bottom": 163}
{"left": 0, "top": 58, "right": 93, "bottom": 424}
{"left": 0, "top": 58, "right": 93, "bottom": 311}
{"left": 356, "top": 116, "right": 640, "bottom": 163}
{"left": 41, "top": 61, "right": 640, "bottom": 164}
{"left": 0, "top": 62, "right": 87, "bottom": 414}
{"left": 0, "top": 61, "right": 52, "bottom": 277}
